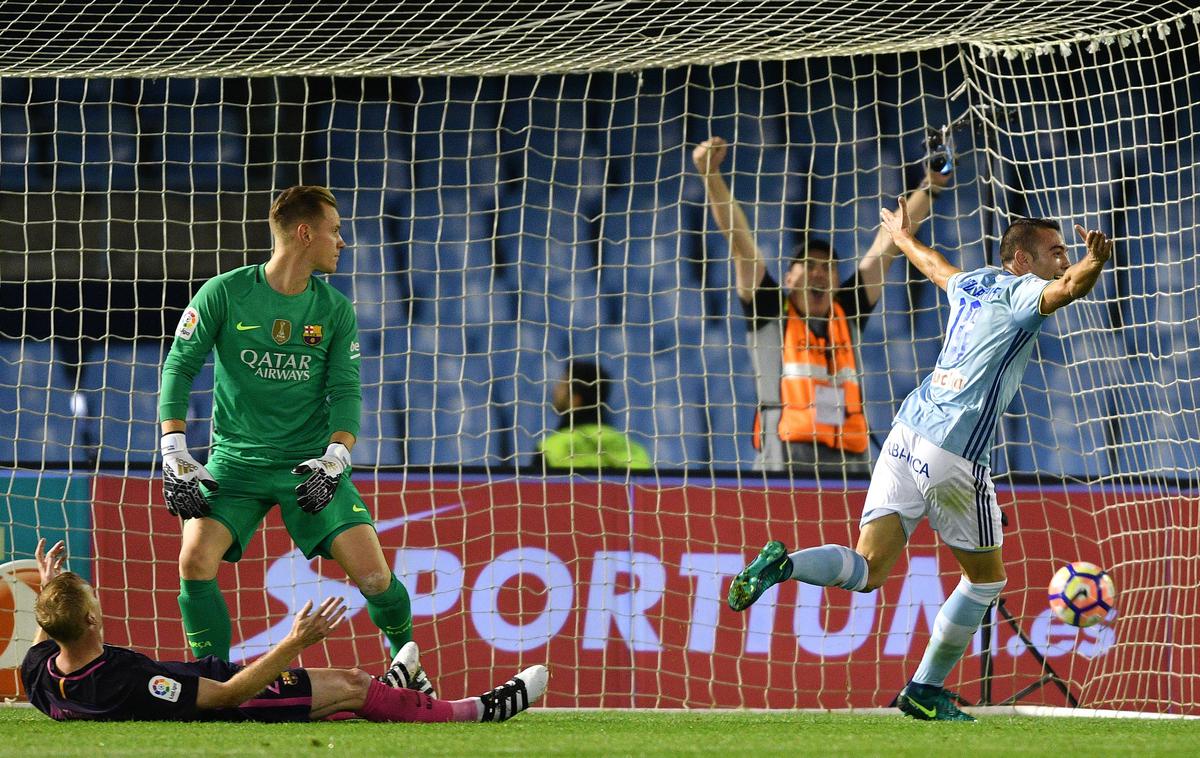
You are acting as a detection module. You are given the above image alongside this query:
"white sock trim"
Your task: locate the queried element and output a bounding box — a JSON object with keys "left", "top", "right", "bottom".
{"left": 833, "top": 546, "right": 855, "bottom": 585}
{"left": 957, "top": 577, "right": 1006, "bottom": 606}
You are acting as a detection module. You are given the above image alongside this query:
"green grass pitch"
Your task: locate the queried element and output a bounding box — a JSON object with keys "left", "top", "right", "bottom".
{"left": 2, "top": 707, "right": 1197, "bottom": 757}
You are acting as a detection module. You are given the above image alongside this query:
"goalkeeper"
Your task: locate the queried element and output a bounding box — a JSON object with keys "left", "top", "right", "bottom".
{"left": 157, "top": 186, "right": 422, "bottom": 685}
{"left": 693, "top": 136, "right": 951, "bottom": 476}
{"left": 23, "top": 539, "right": 545, "bottom": 723}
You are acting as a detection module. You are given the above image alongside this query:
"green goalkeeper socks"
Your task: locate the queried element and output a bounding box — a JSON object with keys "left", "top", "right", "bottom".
{"left": 178, "top": 578, "right": 233, "bottom": 661}
{"left": 366, "top": 574, "right": 413, "bottom": 654}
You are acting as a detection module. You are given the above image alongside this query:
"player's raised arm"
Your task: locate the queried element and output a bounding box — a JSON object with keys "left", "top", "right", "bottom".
{"left": 1037, "top": 225, "right": 1114, "bottom": 315}
{"left": 880, "top": 196, "right": 961, "bottom": 292}
{"left": 31, "top": 537, "right": 67, "bottom": 645}
{"left": 857, "top": 163, "right": 952, "bottom": 308}
{"left": 693, "top": 137, "right": 768, "bottom": 303}
{"left": 195, "top": 596, "right": 347, "bottom": 710}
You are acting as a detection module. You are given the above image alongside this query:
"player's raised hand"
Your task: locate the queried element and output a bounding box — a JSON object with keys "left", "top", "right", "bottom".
{"left": 692, "top": 137, "right": 728, "bottom": 175}
{"left": 1074, "top": 224, "right": 1114, "bottom": 265}
{"left": 292, "top": 442, "right": 351, "bottom": 514}
{"left": 880, "top": 196, "right": 915, "bottom": 241}
{"left": 287, "top": 597, "right": 348, "bottom": 647}
{"left": 160, "top": 432, "right": 219, "bottom": 519}
{"left": 34, "top": 537, "right": 67, "bottom": 587}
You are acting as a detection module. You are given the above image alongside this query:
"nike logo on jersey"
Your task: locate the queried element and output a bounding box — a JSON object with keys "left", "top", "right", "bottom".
{"left": 185, "top": 628, "right": 210, "bottom": 636}
{"left": 235, "top": 322, "right": 261, "bottom": 331}
{"left": 352, "top": 504, "right": 368, "bottom": 513}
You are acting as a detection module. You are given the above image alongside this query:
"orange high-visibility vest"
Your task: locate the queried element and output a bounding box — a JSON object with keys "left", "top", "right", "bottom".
{"left": 775, "top": 300, "right": 868, "bottom": 454}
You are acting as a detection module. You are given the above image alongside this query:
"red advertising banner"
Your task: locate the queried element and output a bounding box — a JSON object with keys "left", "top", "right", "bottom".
{"left": 91, "top": 475, "right": 1180, "bottom": 711}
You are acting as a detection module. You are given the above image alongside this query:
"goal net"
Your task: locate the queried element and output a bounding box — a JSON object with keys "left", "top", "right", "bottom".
{"left": 1, "top": 3, "right": 1197, "bottom": 714}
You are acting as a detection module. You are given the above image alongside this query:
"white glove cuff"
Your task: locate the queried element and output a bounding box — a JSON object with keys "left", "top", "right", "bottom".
{"left": 161, "top": 432, "right": 188, "bottom": 457}
{"left": 325, "top": 442, "right": 352, "bottom": 468}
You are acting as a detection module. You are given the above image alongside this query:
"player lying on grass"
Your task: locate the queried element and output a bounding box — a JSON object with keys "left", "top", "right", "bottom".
{"left": 22, "top": 539, "right": 547, "bottom": 723}
{"left": 728, "top": 202, "right": 1114, "bottom": 721}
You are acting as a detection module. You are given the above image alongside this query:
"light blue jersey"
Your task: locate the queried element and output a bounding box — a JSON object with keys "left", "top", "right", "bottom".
{"left": 896, "top": 267, "right": 1053, "bottom": 466}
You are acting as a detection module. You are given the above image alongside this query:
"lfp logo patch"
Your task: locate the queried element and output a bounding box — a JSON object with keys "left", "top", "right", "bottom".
{"left": 175, "top": 307, "right": 200, "bottom": 340}
{"left": 148, "top": 675, "right": 182, "bottom": 702}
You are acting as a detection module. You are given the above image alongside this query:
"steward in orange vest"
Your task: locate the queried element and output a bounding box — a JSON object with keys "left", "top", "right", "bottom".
{"left": 777, "top": 300, "right": 869, "bottom": 454}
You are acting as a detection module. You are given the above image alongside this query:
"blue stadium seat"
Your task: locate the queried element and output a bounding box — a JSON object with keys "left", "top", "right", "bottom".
{"left": 623, "top": 354, "right": 707, "bottom": 467}
{"left": 95, "top": 340, "right": 166, "bottom": 464}
{"left": 51, "top": 100, "right": 139, "bottom": 193}
{"left": 154, "top": 80, "right": 246, "bottom": 193}
{"left": 0, "top": 340, "right": 107, "bottom": 464}
{"left": 0, "top": 106, "right": 39, "bottom": 191}
{"left": 699, "top": 342, "right": 748, "bottom": 467}
{"left": 314, "top": 101, "right": 404, "bottom": 195}
{"left": 355, "top": 352, "right": 403, "bottom": 467}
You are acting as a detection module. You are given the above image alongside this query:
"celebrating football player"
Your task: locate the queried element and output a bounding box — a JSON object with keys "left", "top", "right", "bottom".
{"left": 729, "top": 206, "right": 1113, "bottom": 721}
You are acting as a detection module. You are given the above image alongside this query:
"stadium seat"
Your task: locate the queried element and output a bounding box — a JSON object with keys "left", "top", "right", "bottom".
{"left": 0, "top": 340, "right": 114, "bottom": 465}
{"left": 95, "top": 340, "right": 167, "bottom": 464}
{"left": 356, "top": 352, "right": 403, "bottom": 467}
{"left": 0, "top": 106, "right": 38, "bottom": 191}
{"left": 156, "top": 80, "right": 246, "bottom": 193}
{"left": 51, "top": 99, "right": 139, "bottom": 193}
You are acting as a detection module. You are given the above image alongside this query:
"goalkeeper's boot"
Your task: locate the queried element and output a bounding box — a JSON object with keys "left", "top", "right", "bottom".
{"left": 380, "top": 641, "right": 437, "bottom": 698}
{"left": 727, "top": 540, "right": 793, "bottom": 611}
{"left": 897, "top": 682, "right": 976, "bottom": 722}
{"left": 477, "top": 665, "right": 549, "bottom": 722}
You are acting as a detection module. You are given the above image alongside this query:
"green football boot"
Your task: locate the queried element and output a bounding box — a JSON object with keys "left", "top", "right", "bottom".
{"left": 727, "top": 540, "right": 793, "bottom": 611}
{"left": 897, "top": 683, "right": 976, "bottom": 722}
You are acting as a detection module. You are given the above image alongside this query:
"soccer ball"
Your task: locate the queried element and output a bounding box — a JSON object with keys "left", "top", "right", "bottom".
{"left": 1047, "top": 561, "right": 1116, "bottom": 628}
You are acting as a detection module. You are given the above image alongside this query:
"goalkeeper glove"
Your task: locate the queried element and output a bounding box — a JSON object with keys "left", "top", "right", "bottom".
{"left": 292, "top": 442, "right": 351, "bottom": 514}
{"left": 160, "top": 432, "right": 219, "bottom": 519}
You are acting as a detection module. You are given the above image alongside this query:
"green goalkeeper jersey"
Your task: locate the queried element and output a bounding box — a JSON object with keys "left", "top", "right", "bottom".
{"left": 158, "top": 264, "right": 362, "bottom": 463}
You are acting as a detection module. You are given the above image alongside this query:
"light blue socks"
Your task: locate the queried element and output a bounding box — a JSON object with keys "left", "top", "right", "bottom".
{"left": 912, "top": 577, "right": 1007, "bottom": 687}
{"left": 787, "top": 545, "right": 869, "bottom": 592}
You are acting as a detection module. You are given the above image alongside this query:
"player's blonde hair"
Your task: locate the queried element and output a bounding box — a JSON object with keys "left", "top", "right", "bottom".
{"left": 35, "top": 572, "right": 95, "bottom": 644}
{"left": 269, "top": 185, "right": 338, "bottom": 234}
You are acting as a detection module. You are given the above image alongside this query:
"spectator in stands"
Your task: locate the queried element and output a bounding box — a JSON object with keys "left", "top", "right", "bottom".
{"left": 535, "top": 360, "right": 652, "bottom": 471}
{"left": 693, "top": 136, "right": 951, "bottom": 477}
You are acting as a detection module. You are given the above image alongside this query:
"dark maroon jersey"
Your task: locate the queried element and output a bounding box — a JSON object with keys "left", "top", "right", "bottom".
{"left": 21, "top": 640, "right": 311, "bottom": 722}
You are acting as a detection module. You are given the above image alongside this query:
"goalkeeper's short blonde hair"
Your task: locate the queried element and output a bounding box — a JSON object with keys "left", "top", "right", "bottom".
{"left": 35, "top": 572, "right": 96, "bottom": 644}
{"left": 269, "top": 185, "right": 338, "bottom": 233}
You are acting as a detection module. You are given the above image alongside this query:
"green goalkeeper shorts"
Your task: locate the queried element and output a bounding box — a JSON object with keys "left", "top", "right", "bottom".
{"left": 202, "top": 452, "right": 375, "bottom": 562}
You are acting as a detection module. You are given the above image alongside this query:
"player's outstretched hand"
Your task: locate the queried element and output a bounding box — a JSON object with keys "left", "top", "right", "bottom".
{"left": 34, "top": 537, "right": 67, "bottom": 587}
{"left": 161, "top": 432, "right": 219, "bottom": 519}
{"left": 292, "top": 442, "right": 351, "bottom": 514}
{"left": 1074, "top": 224, "right": 1114, "bottom": 265}
{"left": 287, "top": 597, "right": 348, "bottom": 648}
{"left": 880, "top": 196, "right": 915, "bottom": 241}
{"left": 692, "top": 137, "right": 728, "bottom": 175}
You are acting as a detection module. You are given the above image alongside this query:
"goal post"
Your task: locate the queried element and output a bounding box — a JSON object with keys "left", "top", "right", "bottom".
{"left": 1, "top": 4, "right": 1198, "bottom": 714}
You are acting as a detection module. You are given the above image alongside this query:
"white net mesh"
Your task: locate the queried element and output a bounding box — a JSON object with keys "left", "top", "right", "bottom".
{"left": 1, "top": 3, "right": 1197, "bottom": 713}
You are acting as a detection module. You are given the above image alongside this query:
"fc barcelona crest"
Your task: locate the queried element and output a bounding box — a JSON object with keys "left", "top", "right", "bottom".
{"left": 303, "top": 324, "right": 323, "bottom": 346}
{"left": 272, "top": 319, "right": 292, "bottom": 345}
